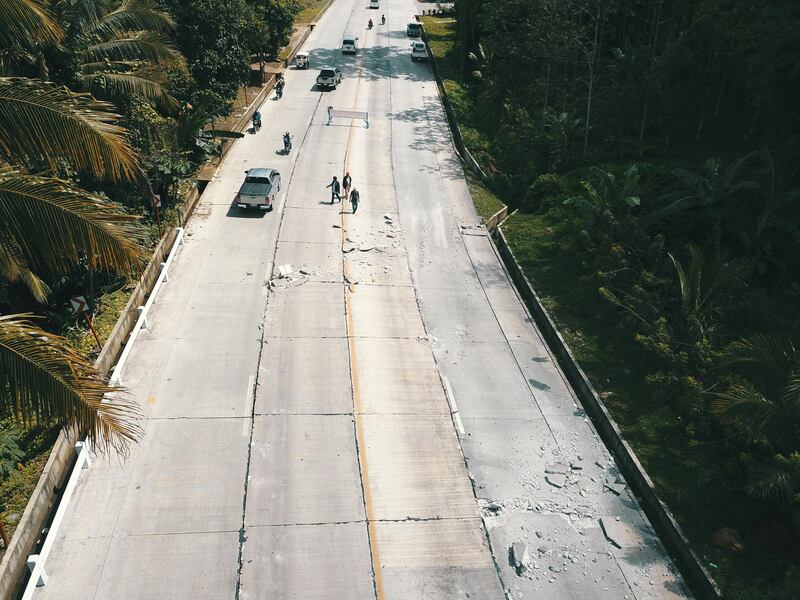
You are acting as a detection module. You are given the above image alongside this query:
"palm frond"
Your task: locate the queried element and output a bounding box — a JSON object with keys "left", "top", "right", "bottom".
{"left": 669, "top": 243, "right": 742, "bottom": 317}
{"left": 80, "top": 60, "right": 138, "bottom": 74}
{"left": 722, "top": 334, "right": 799, "bottom": 394}
{"left": 0, "top": 0, "right": 62, "bottom": 48}
{"left": 82, "top": 71, "right": 179, "bottom": 112}
{"left": 82, "top": 31, "right": 179, "bottom": 64}
{"left": 91, "top": 0, "right": 174, "bottom": 38}
{"left": 0, "top": 77, "right": 143, "bottom": 182}
{"left": 0, "top": 231, "right": 50, "bottom": 301}
{"left": 0, "top": 314, "right": 143, "bottom": 454}
{"left": 713, "top": 384, "right": 775, "bottom": 435}
{"left": 744, "top": 454, "right": 800, "bottom": 502}
{"left": 0, "top": 170, "right": 145, "bottom": 278}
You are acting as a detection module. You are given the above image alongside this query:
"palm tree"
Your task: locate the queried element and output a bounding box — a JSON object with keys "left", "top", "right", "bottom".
{"left": 667, "top": 243, "right": 742, "bottom": 339}
{"left": 0, "top": 0, "right": 146, "bottom": 450}
{"left": 0, "top": 0, "right": 61, "bottom": 48}
{"left": 65, "top": 0, "right": 182, "bottom": 111}
{"left": 0, "top": 315, "right": 142, "bottom": 453}
{"left": 714, "top": 334, "right": 800, "bottom": 502}
{"left": 714, "top": 334, "right": 800, "bottom": 451}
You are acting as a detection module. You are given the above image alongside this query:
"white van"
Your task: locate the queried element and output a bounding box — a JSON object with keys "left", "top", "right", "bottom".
{"left": 342, "top": 33, "right": 358, "bottom": 54}
{"left": 370, "top": 0, "right": 379, "bottom": 8}
{"left": 411, "top": 41, "right": 427, "bottom": 61}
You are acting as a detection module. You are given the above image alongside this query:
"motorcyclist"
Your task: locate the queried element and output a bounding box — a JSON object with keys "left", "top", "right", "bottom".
{"left": 252, "top": 110, "right": 261, "bottom": 131}
{"left": 368, "top": 18, "right": 373, "bottom": 29}
{"left": 276, "top": 74, "right": 285, "bottom": 98}
{"left": 381, "top": 14, "right": 385, "bottom": 24}
{"left": 283, "top": 131, "right": 292, "bottom": 153}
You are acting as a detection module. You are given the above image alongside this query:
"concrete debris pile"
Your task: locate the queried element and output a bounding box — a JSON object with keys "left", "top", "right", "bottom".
{"left": 477, "top": 444, "right": 684, "bottom": 597}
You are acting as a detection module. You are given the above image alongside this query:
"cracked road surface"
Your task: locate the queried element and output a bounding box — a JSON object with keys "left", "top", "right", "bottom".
{"left": 33, "top": 0, "right": 691, "bottom": 598}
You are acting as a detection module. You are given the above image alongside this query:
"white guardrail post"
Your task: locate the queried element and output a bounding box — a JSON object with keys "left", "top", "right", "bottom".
{"left": 21, "top": 227, "right": 184, "bottom": 598}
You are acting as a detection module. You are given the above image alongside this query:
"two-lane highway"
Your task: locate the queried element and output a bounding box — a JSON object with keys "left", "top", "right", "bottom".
{"left": 33, "top": 0, "right": 691, "bottom": 598}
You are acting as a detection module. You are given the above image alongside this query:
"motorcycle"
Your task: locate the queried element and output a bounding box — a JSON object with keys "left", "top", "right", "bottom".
{"left": 252, "top": 113, "right": 262, "bottom": 132}
{"left": 275, "top": 81, "right": 284, "bottom": 99}
{"left": 368, "top": 18, "right": 373, "bottom": 29}
{"left": 381, "top": 14, "right": 385, "bottom": 24}
{"left": 283, "top": 133, "right": 293, "bottom": 154}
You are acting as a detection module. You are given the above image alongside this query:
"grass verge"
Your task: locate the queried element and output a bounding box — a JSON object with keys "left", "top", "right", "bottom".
{"left": 467, "top": 175, "right": 504, "bottom": 221}
{"left": 297, "top": 0, "right": 329, "bottom": 24}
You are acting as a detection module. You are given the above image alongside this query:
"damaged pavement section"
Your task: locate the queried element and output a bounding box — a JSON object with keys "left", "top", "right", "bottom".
{"left": 469, "top": 430, "right": 688, "bottom": 599}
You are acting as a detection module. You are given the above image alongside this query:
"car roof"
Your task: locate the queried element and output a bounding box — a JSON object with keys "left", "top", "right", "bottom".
{"left": 246, "top": 168, "right": 276, "bottom": 178}
{"left": 296, "top": 51, "right": 308, "bottom": 56}
{"left": 343, "top": 33, "right": 356, "bottom": 40}
{"left": 319, "top": 66, "right": 338, "bottom": 70}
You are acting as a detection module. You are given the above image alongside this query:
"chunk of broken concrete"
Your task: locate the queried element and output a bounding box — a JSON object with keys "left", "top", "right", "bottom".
{"left": 511, "top": 542, "right": 529, "bottom": 574}
{"left": 546, "top": 473, "right": 567, "bottom": 488}
{"left": 603, "top": 482, "right": 626, "bottom": 496}
{"left": 545, "top": 462, "right": 568, "bottom": 475}
{"left": 599, "top": 517, "right": 624, "bottom": 549}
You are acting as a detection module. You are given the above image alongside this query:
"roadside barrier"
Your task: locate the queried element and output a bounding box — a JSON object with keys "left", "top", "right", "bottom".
{"left": 19, "top": 229, "right": 185, "bottom": 600}
{"left": 327, "top": 107, "right": 369, "bottom": 128}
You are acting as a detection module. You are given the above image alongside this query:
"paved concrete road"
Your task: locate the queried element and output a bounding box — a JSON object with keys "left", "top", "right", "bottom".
{"left": 33, "top": 0, "right": 691, "bottom": 599}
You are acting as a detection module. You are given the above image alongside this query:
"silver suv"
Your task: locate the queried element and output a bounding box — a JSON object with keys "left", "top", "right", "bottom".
{"left": 316, "top": 67, "right": 342, "bottom": 90}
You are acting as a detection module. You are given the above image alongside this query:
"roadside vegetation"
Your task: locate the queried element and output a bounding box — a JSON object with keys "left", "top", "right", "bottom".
{"left": 427, "top": 1, "right": 800, "bottom": 597}
{"left": 0, "top": 0, "right": 301, "bottom": 554}
{"left": 296, "top": 0, "right": 328, "bottom": 24}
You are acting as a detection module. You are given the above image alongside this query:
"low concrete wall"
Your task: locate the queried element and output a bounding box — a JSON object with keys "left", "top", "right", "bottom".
{"left": 492, "top": 226, "right": 723, "bottom": 600}
{"left": 420, "top": 23, "right": 488, "bottom": 180}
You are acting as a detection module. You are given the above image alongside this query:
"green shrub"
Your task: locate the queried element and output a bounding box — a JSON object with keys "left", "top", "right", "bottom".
{"left": 0, "top": 428, "right": 23, "bottom": 479}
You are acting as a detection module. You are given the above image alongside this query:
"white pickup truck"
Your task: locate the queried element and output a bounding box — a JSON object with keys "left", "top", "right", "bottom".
{"left": 235, "top": 168, "right": 281, "bottom": 211}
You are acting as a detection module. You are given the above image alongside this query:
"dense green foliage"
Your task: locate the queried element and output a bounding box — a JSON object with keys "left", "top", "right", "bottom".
{"left": 163, "top": 0, "right": 298, "bottom": 106}
{"left": 436, "top": 1, "right": 800, "bottom": 596}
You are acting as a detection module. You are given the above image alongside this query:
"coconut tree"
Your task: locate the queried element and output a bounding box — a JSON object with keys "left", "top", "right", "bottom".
{"left": 714, "top": 334, "right": 800, "bottom": 503}
{"left": 0, "top": 315, "right": 142, "bottom": 452}
{"left": 66, "top": 0, "right": 182, "bottom": 111}
{"left": 0, "top": 0, "right": 146, "bottom": 450}
{"left": 667, "top": 243, "right": 742, "bottom": 340}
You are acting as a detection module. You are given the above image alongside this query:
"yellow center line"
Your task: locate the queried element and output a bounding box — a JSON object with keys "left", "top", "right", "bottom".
{"left": 341, "top": 29, "right": 386, "bottom": 600}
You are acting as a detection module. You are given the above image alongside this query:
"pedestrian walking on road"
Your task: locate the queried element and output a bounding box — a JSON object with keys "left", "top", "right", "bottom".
{"left": 350, "top": 188, "right": 360, "bottom": 214}
{"left": 342, "top": 172, "right": 352, "bottom": 199}
{"left": 326, "top": 176, "right": 341, "bottom": 203}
